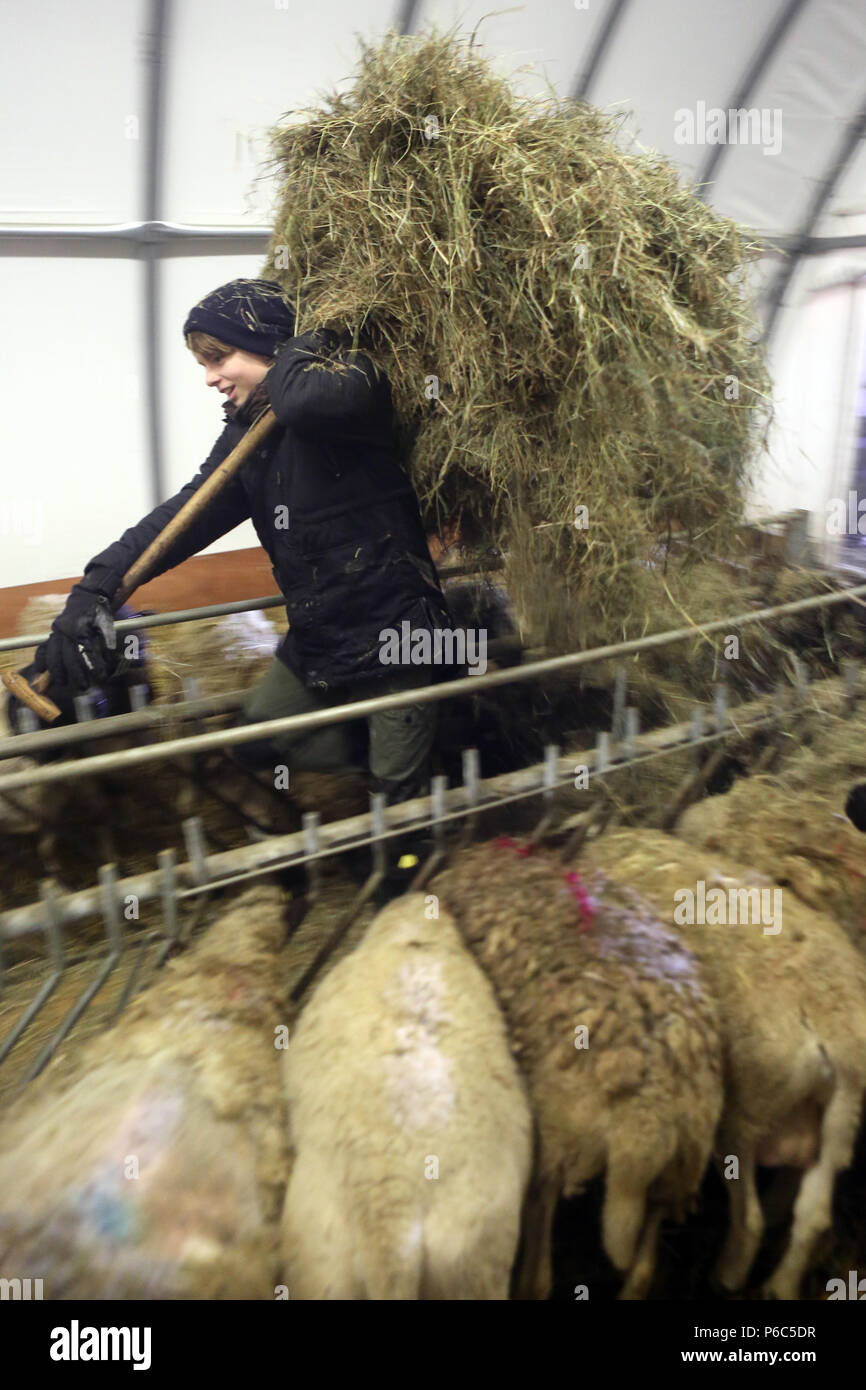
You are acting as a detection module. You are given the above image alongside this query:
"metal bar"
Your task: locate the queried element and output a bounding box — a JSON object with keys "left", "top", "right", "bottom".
{"left": 395, "top": 0, "right": 423, "bottom": 35}
{"left": 570, "top": 0, "right": 632, "bottom": 101}
{"left": 302, "top": 813, "right": 322, "bottom": 900}
{"left": 659, "top": 744, "right": 730, "bottom": 833}
{"left": 408, "top": 774, "right": 449, "bottom": 890}
{"left": 764, "top": 94, "right": 866, "bottom": 340}
{"left": 109, "top": 933, "right": 157, "bottom": 1023}
{"left": 144, "top": 240, "right": 164, "bottom": 506}
{"left": 142, "top": 0, "right": 170, "bottom": 506}
{"left": 183, "top": 817, "right": 210, "bottom": 885}
{"left": 289, "top": 793, "right": 389, "bottom": 1003}
{"left": 6, "top": 222, "right": 862, "bottom": 255}
{"left": 0, "top": 563, "right": 502, "bottom": 653}
{"left": 0, "top": 882, "right": 65, "bottom": 1067}
{"left": 623, "top": 706, "right": 639, "bottom": 759}
{"left": 159, "top": 849, "right": 179, "bottom": 943}
{"left": 528, "top": 743, "right": 561, "bottom": 845}
{"left": 0, "top": 596, "right": 284, "bottom": 651}
{"left": 0, "top": 690, "right": 244, "bottom": 760}
{"left": 761, "top": 233, "right": 866, "bottom": 255}
{"left": 23, "top": 867, "right": 126, "bottom": 1081}
{"left": 4, "top": 581, "right": 866, "bottom": 796}
{"left": 4, "top": 224, "right": 866, "bottom": 258}
{"left": 5, "top": 670, "right": 848, "bottom": 940}
{"left": 695, "top": 0, "right": 810, "bottom": 197}
{"left": 143, "top": 0, "right": 168, "bottom": 229}
{"left": 16, "top": 707, "right": 39, "bottom": 734}
{"left": 596, "top": 731, "right": 610, "bottom": 776}
{"left": 0, "top": 221, "right": 270, "bottom": 243}
{"left": 612, "top": 661, "right": 627, "bottom": 744}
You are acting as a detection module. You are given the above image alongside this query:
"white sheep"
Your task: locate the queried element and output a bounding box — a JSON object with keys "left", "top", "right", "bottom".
{"left": 0, "top": 884, "right": 291, "bottom": 1298}
{"left": 280, "top": 892, "right": 533, "bottom": 1299}
{"left": 582, "top": 827, "right": 866, "bottom": 1299}
{"left": 430, "top": 841, "right": 724, "bottom": 1300}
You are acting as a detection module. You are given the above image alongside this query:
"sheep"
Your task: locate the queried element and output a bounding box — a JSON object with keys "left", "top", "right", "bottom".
{"left": 0, "top": 883, "right": 291, "bottom": 1298}
{"left": 428, "top": 840, "right": 724, "bottom": 1300}
{"left": 674, "top": 705, "right": 866, "bottom": 952}
{"left": 280, "top": 891, "right": 533, "bottom": 1299}
{"left": 580, "top": 827, "right": 866, "bottom": 1299}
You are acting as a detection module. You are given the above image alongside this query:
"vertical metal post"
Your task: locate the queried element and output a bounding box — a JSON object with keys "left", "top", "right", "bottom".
{"left": 142, "top": 0, "right": 170, "bottom": 505}
{"left": 158, "top": 847, "right": 179, "bottom": 942}
{"left": 302, "top": 811, "right": 322, "bottom": 900}
{"left": 612, "top": 662, "right": 627, "bottom": 745}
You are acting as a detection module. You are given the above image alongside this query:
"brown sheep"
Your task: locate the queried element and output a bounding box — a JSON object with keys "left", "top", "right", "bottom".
{"left": 429, "top": 839, "right": 724, "bottom": 1299}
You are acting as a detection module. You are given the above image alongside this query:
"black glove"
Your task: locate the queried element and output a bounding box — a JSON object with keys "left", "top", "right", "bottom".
{"left": 33, "top": 589, "right": 118, "bottom": 692}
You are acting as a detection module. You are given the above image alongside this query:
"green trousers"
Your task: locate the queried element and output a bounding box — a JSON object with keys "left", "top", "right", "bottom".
{"left": 239, "top": 657, "right": 437, "bottom": 788}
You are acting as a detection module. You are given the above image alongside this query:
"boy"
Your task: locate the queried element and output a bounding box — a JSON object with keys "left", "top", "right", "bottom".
{"left": 30, "top": 278, "right": 452, "bottom": 807}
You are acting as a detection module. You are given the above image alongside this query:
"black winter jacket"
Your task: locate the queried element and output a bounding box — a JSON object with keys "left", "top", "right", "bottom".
{"left": 81, "top": 331, "right": 451, "bottom": 691}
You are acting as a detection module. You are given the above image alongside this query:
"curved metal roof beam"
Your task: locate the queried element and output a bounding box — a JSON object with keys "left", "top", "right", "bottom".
{"left": 763, "top": 94, "right": 866, "bottom": 341}
{"left": 695, "top": 0, "right": 811, "bottom": 199}
{"left": 570, "top": 0, "right": 633, "bottom": 103}
{"left": 142, "top": 0, "right": 169, "bottom": 508}
{"left": 394, "top": 0, "right": 423, "bottom": 35}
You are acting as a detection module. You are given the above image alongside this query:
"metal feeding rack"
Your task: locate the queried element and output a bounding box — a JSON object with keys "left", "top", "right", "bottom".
{"left": 1, "top": 571, "right": 866, "bottom": 1088}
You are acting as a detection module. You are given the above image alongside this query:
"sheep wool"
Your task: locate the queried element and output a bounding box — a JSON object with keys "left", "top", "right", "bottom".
{"left": 581, "top": 827, "right": 866, "bottom": 1299}
{"left": 429, "top": 839, "right": 723, "bottom": 1299}
{"left": 0, "top": 884, "right": 291, "bottom": 1299}
{"left": 280, "top": 892, "right": 533, "bottom": 1299}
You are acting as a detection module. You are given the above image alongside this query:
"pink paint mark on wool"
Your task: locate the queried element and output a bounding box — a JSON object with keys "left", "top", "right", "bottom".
{"left": 495, "top": 834, "right": 595, "bottom": 929}
{"left": 494, "top": 835, "right": 534, "bottom": 857}
{"left": 563, "top": 871, "right": 596, "bottom": 930}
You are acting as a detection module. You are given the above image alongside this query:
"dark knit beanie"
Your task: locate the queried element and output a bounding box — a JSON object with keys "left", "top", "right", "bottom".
{"left": 183, "top": 278, "right": 296, "bottom": 357}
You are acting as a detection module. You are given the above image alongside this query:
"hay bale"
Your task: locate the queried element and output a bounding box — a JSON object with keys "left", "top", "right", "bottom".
{"left": 591, "top": 560, "right": 866, "bottom": 721}
{"left": 3, "top": 599, "right": 282, "bottom": 706}
{"left": 263, "top": 28, "right": 770, "bottom": 651}
{"left": 146, "top": 610, "right": 283, "bottom": 703}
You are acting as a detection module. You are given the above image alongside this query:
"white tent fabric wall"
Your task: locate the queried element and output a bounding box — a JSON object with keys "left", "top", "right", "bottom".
{"left": 0, "top": 0, "right": 865, "bottom": 591}
{"left": 161, "top": 0, "right": 389, "bottom": 226}
{"left": 1, "top": 0, "right": 143, "bottom": 227}
{"left": 0, "top": 254, "right": 150, "bottom": 588}
{"left": 750, "top": 262, "right": 866, "bottom": 559}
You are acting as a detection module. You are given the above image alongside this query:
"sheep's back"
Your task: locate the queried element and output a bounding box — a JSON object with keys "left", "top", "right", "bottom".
{"left": 429, "top": 843, "right": 722, "bottom": 1195}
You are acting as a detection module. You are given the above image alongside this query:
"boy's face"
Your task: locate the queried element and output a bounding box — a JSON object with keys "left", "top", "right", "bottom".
{"left": 194, "top": 348, "right": 272, "bottom": 407}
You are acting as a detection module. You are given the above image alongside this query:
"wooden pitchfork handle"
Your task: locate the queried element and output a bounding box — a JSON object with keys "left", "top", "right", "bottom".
{"left": 2, "top": 407, "right": 279, "bottom": 724}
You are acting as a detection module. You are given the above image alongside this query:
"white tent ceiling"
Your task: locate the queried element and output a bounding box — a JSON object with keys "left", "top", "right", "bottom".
{"left": 1, "top": 0, "right": 865, "bottom": 585}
